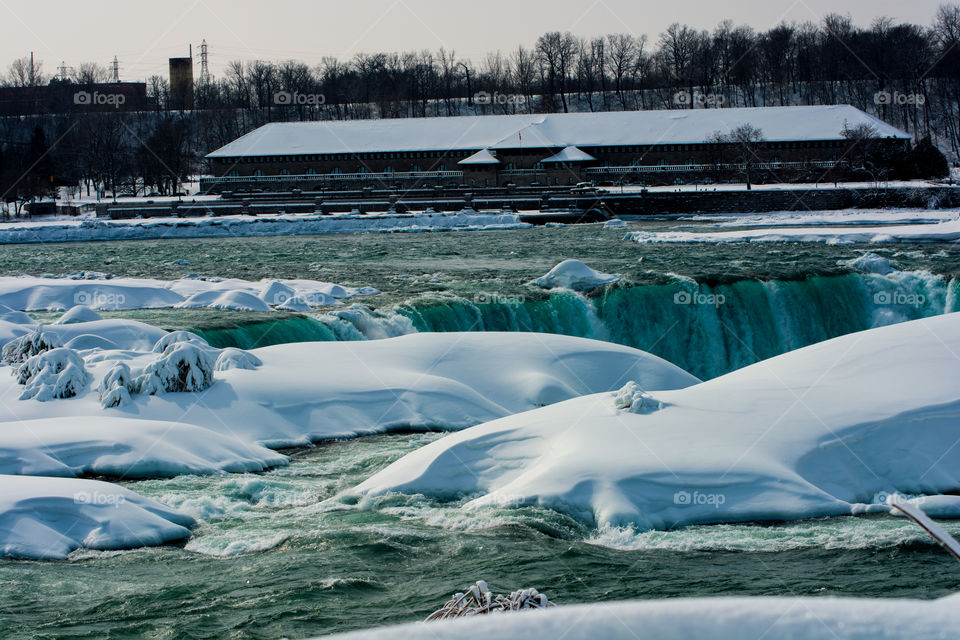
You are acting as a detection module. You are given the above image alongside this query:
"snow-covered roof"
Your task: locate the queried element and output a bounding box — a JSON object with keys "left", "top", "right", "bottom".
{"left": 207, "top": 106, "right": 910, "bottom": 159}
{"left": 458, "top": 148, "right": 500, "bottom": 165}
{"left": 541, "top": 146, "right": 596, "bottom": 163}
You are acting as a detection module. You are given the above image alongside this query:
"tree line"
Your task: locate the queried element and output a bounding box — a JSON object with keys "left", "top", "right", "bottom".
{"left": 1, "top": 5, "right": 958, "bottom": 211}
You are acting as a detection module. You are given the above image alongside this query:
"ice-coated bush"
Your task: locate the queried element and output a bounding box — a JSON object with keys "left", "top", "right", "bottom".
{"left": 151, "top": 330, "right": 210, "bottom": 353}
{"left": 214, "top": 348, "right": 263, "bottom": 372}
{"left": 135, "top": 342, "right": 215, "bottom": 394}
{"left": 98, "top": 361, "right": 134, "bottom": 408}
{"left": 425, "top": 580, "right": 555, "bottom": 621}
{"left": 2, "top": 327, "right": 62, "bottom": 364}
{"left": 613, "top": 380, "right": 664, "bottom": 414}
{"left": 16, "top": 347, "right": 90, "bottom": 401}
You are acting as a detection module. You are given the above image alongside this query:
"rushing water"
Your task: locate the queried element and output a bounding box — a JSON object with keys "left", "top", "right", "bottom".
{"left": 2, "top": 434, "right": 959, "bottom": 640}
{"left": 2, "top": 220, "right": 960, "bottom": 639}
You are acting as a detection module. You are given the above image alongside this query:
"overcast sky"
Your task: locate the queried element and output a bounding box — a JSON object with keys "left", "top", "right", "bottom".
{"left": 0, "top": 0, "right": 947, "bottom": 81}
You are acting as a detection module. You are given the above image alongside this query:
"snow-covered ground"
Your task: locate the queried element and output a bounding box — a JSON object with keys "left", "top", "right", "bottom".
{"left": 0, "top": 274, "right": 379, "bottom": 312}
{"left": 354, "top": 313, "right": 960, "bottom": 530}
{"left": 0, "top": 211, "right": 531, "bottom": 244}
{"left": 678, "top": 208, "right": 959, "bottom": 228}
{"left": 628, "top": 217, "right": 960, "bottom": 244}
{"left": 321, "top": 593, "right": 960, "bottom": 640}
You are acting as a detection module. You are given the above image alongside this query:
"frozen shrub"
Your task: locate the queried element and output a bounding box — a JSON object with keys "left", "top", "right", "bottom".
{"left": 613, "top": 381, "right": 664, "bottom": 414}
{"left": 151, "top": 330, "right": 210, "bottom": 353}
{"left": 135, "top": 342, "right": 215, "bottom": 394}
{"left": 2, "top": 327, "right": 62, "bottom": 364}
{"left": 214, "top": 348, "right": 263, "bottom": 372}
{"left": 98, "top": 362, "right": 134, "bottom": 408}
{"left": 16, "top": 347, "right": 90, "bottom": 401}
{"left": 426, "top": 580, "right": 555, "bottom": 621}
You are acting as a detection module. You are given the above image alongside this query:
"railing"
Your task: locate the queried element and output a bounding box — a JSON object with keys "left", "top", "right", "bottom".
{"left": 586, "top": 160, "right": 840, "bottom": 174}
{"left": 205, "top": 170, "right": 464, "bottom": 183}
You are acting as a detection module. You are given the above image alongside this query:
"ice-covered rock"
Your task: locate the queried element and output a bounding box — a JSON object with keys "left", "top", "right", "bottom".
{"left": 16, "top": 348, "right": 90, "bottom": 401}
{"left": 0, "top": 417, "right": 288, "bottom": 478}
{"left": 136, "top": 342, "right": 215, "bottom": 394}
{"left": 214, "top": 348, "right": 263, "bottom": 372}
{"left": 353, "top": 314, "right": 960, "bottom": 531}
{"left": 53, "top": 305, "right": 104, "bottom": 325}
{"left": 0, "top": 475, "right": 195, "bottom": 559}
{"left": 2, "top": 326, "right": 61, "bottom": 364}
{"left": 175, "top": 289, "right": 274, "bottom": 312}
{"left": 275, "top": 296, "right": 314, "bottom": 311}
{"left": 603, "top": 218, "right": 627, "bottom": 229}
{"left": 259, "top": 280, "right": 298, "bottom": 307}
{"left": 532, "top": 259, "right": 619, "bottom": 292}
{"left": 844, "top": 252, "right": 898, "bottom": 275}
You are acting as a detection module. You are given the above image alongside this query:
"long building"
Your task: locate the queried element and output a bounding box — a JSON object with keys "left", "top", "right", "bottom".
{"left": 203, "top": 105, "right": 911, "bottom": 192}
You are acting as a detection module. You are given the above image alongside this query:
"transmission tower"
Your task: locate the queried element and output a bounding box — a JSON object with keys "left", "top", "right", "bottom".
{"left": 112, "top": 56, "right": 120, "bottom": 82}
{"left": 200, "top": 39, "right": 210, "bottom": 82}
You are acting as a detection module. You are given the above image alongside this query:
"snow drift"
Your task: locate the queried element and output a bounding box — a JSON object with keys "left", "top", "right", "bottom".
{"left": 354, "top": 313, "right": 960, "bottom": 531}
{"left": 532, "top": 260, "right": 619, "bottom": 292}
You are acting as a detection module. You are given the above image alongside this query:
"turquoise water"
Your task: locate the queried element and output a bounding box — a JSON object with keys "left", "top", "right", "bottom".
{"left": 2, "top": 222, "right": 960, "bottom": 638}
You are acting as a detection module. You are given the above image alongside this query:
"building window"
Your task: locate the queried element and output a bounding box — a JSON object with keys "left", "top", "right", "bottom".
{"left": 305, "top": 168, "right": 316, "bottom": 175}
{"left": 227, "top": 169, "right": 239, "bottom": 177}
{"left": 384, "top": 166, "right": 395, "bottom": 173}
{"left": 254, "top": 169, "right": 264, "bottom": 177}
{"left": 279, "top": 168, "right": 290, "bottom": 176}
{"left": 411, "top": 165, "right": 422, "bottom": 172}
{"left": 331, "top": 167, "right": 342, "bottom": 175}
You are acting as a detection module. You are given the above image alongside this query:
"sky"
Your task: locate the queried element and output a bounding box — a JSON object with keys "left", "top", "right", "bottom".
{"left": 0, "top": 0, "right": 948, "bottom": 81}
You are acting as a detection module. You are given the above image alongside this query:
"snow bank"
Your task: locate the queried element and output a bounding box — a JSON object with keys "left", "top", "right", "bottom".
{"left": 0, "top": 328, "right": 699, "bottom": 450}
{"left": 532, "top": 260, "right": 619, "bottom": 292}
{"left": 0, "top": 417, "right": 287, "bottom": 478}
{"left": 687, "top": 208, "right": 959, "bottom": 228}
{"left": 627, "top": 218, "right": 960, "bottom": 244}
{"left": 354, "top": 314, "right": 960, "bottom": 531}
{"left": 0, "top": 211, "right": 531, "bottom": 245}
{"left": 320, "top": 593, "right": 960, "bottom": 640}
{"left": 0, "top": 274, "right": 379, "bottom": 312}
{"left": 0, "top": 475, "right": 195, "bottom": 559}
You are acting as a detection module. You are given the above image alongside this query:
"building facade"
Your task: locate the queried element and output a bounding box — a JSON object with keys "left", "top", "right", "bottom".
{"left": 204, "top": 106, "right": 911, "bottom": 192}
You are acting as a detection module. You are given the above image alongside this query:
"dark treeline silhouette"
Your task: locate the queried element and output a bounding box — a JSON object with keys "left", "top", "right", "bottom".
{"left": 1, "top": 5, "right": 959, "bottom": 208}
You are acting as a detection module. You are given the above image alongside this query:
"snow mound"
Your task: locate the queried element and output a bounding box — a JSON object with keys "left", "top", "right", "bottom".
{"left": 603, "top": 218, "right": 627, "bottom": 229}
{"left": 844, "top": 252, "right": 898, "bottom": 275}
{"left": 175, "top": 289, "right": 274, "bottom": 312}
{"left": 0, "top": 417, "right": 288, "bottom": 478}
{"left": 16, "top": 348, "right": 90, "bottom": 401}
{"left": 353, "top": 314, "right": 960, "bottom": 531}
{"left": 0, "top": 475, "right": 195, "bottom": 559}
{"left": 53, "top": 305, "right": 104, "bottom": 325}
{"left": 319, "top": 593, "right": 960, "bottom": 640}
{"left": 2, "top": 326, "right": 61, "bottom": 363}
{"left": 214, "top": 348, "right": 263, "bottom": 372}
{"left": 532, "top": 260, "right": 619, "bottom": 292}
{"left": 151, "top": 330, "right": 208, "bottom": 353}
{"left": 136, "top": 342, "right": 215, "bottom": 394}
{"left": 0, "top": 305, "right": 38, "bottom": 326}
{"left": 275, "top": 296, "right": 313, "bottom": 311}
